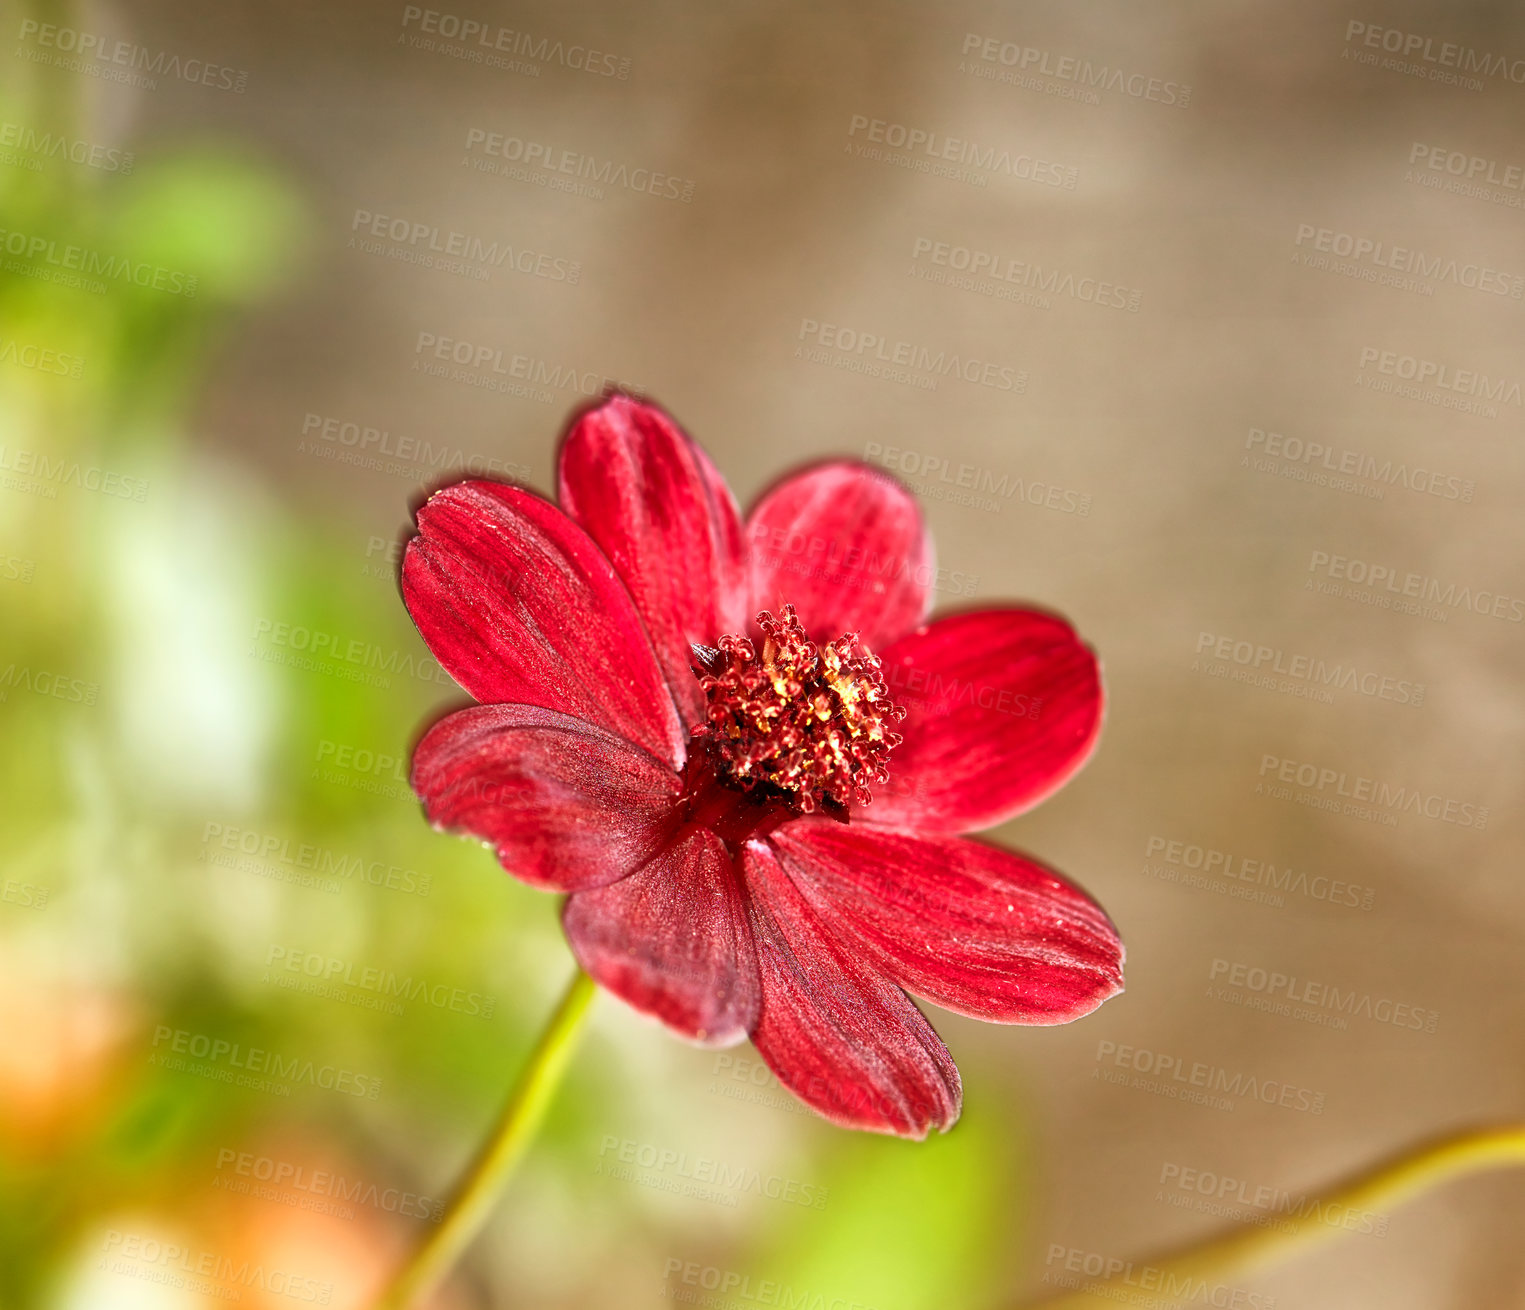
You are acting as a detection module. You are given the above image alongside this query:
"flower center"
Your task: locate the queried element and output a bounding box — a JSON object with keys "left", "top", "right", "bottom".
{"left": 690, "top": 603, "right": 906, "bottom": 815}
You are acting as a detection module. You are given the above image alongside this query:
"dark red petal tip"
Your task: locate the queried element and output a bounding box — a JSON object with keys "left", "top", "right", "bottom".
{"left": 867, "top": 608, "right": 1104, "bottom": 834}
{"left": 745, "top": 461, "right": 932, "bottom": 652}
{"left": 770, "top": 820, "right": 1124, "bottom": 1025}
{"left": 558, "top": 397, "right": 748, "bottom": 726}
{"left": 742, "top": 841, "right": 961, "bottom": 1138}
{"left": 401, "top": 480, "right": 686, "bottom": 767}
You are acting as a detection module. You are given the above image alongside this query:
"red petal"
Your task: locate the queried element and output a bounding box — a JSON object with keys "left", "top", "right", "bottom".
{"left": 770, "top": 821, "right": 1123, "bottom": 1024}
{"left": 402, "top": 480, "right": 686, "bottom": 767}
{"left": 411, "top": 704, "right": 682, "bottom": 892}
{"left": 558, "top": 397, "right": 748, "bottom": 727}
{"left": 740, "top": 841, "right": 961, "bottom": 1138}
{"left": 745, "top": 462, "right": 931, "bottom": 650}
{"left": 867, "top": 609, "right": 1103, "bottom": 833}
{"left": 563, "top": 828, "right": 759, "bottom": 1046}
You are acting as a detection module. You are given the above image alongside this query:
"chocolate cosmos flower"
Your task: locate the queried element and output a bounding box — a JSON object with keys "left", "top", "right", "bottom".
{"left": 402, "top": 396, "right": 1123, "bottom": 1138}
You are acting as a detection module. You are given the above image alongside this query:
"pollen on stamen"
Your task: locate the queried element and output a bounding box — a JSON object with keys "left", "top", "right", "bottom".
{"left": 690, "top": 603, "right": 907, "bottom": 814}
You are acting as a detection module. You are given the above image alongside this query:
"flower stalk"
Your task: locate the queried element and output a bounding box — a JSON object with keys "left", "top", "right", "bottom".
{"left": 1028, "top": 1124, "right": 1525, "bottom": 1308}
{"left": 373, "top": 967, "right": 597, "bottom": 1310}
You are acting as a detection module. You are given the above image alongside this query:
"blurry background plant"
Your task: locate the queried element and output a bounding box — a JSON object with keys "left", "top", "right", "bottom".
{"left": 6, "top": 0, "right": 1525, "bottom": 1306}
{"left": 0, "top": 10, "right": 1022, "bottom": 1310}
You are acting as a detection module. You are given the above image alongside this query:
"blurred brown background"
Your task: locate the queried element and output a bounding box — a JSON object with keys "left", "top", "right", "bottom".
{"left": 27, "top": 0, "right": 1525, "bottom": 1305}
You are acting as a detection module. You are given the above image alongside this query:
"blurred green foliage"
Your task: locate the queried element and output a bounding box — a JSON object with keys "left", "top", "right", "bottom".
{"left": 753, "top": 1095, "right": 1021, "bottom": 1310}
{"left": 0, "top": 49, "right": 1020, "bottom": 1310}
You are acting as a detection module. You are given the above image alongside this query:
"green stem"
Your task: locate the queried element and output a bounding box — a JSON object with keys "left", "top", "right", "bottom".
{"left": 1027, "top": 1124, "right": 1525, "bottom": 1308}
{"left": 373, "top": 967, "right": 597, "bottom": 1310}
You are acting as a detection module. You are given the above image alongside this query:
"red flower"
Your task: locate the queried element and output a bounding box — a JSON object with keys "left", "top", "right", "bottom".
{"left": 402, "top": 396, "right": 1123, "bottom": 1138}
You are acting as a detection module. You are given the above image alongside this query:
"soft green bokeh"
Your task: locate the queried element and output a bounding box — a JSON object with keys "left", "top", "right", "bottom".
{"left": 752, "top": 1096, "right": 1021, "bottom": 1310}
